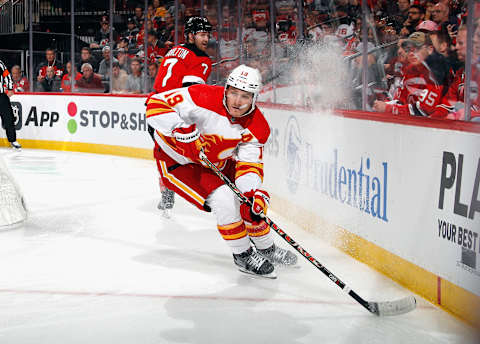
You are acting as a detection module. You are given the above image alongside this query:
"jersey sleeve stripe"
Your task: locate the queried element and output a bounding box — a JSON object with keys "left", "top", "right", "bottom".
{"left": 146, "top": 107, "right": 174, "bottom": 118}
{"left": 146, "top": 98, "right": 175, "bottom": 118}
{"left": 147, "top": 98, "right": 170, "bottom": 106}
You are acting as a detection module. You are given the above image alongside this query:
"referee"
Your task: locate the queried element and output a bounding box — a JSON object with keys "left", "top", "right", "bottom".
{"left": 0, "top": 59, "right": 21, "bottom": 149}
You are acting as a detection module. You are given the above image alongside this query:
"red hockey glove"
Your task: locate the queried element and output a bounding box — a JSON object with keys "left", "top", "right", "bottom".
{"left": 172, "top": 124, "right": 205, "bottom": 163}
{"left": 240, "top": 189, "right": 270, "bottom": 224}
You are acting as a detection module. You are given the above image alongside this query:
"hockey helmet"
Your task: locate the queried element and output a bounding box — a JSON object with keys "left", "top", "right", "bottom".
{"left": 184, "top": 16, "right": 212, "bottom": 38}
{"left": 335, "top": 24, "right": 354, "bottom": 39}
{"left": 224, "top": 64, "right": 262, "bottom": 117}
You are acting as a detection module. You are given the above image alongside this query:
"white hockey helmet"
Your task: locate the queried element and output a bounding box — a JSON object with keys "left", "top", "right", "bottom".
{"left": 224, "top": 64, "right": 262, "bottom": 117}
{"left": 335, "top": 24, "right": 354, "bottom": 39}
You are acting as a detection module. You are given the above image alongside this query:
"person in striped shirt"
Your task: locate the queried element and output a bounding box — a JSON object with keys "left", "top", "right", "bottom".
{"left": 0, "top": 59, "right": 21, "bottom": 149}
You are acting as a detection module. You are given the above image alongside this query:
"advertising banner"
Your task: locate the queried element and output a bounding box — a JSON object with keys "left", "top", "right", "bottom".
{"left": 261, "top": 108, "right": 480, "bottom": 297}
{"left": 3, "top": 94, "right": 152, "bottom": 149}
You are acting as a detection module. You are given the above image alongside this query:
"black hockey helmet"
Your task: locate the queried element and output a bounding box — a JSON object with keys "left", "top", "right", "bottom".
{"left": 184, "top": 16, "right": 212, "bottom": 38}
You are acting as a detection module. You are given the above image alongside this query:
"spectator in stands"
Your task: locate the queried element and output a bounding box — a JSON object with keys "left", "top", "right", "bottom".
{"left": 146, "top": 30, "right": 167, "bottom": 63}
{"left": 116, "top": 37, "right": 131, "bottom": 53}
{"left": 35, "top": 48, "right": 63, "bottom": 84}
{"left": 399, "top": 5, "right": 425, "bottom": 37}
{"left": 153, "top": 0, "right": 167, "bottom": 18}
{"left": 133, "top": 6, "right": 145, "bottom": 28}
{"left": 77, "top": 47, "right": 98, "bottom": 73}
{"left": 430, "top": 29, "right": 459, "bottom": 71}
{"left": 431, "top": 2, "right": 458, "bottom": 33}
{"left": 373, "top": 32, "right": 449, "bottom": 117}
{"left": 122, "top": 17, "right": 139, "bottom": 48}
{"left": 90, "top": 16, "right": 119, "bottom": 49}
{"left": 424, "top": 0, "right": 437, "bottom": 21}
{"left": 111, "top": 62, "right": 128, "bottom": 93}
{"left": 157, "top": 12, "right": 175, "bottom": 47}
{"left": 37, "top": 66, "right": 61, "bottom": 92}
{"left": 392, "top": 0, "right": 411, "bottom": 33}
{"left": 146, "top": 3, "right": 155, "bottom": 21}
{"left": 116, "top": 48, "right": 130, "bottom": 73}
{"left": 431, "top": 26, "right": 480, "bottom": 120}
{"left": 125, "top": 58, "right": 144, "bottom": 94}
{"left": 416, "top": 20, "right": 439, "bottom": 33}
{"left": 384, "top": 39, "right": 408, "bottom": 98}
{"left": 77, "top": 63, "right": 104, "bottom": 93}
{"left": 10, "top": 65, "right": 30, "bottom": 92}
{"left": 146, "top": 62, "right": 158, "bottom": 92}
{"left": 61, "top": 61, "right": 82, "bottom": 92}
{"left": 98, "top": 45, "right": 119, "bottom": 81}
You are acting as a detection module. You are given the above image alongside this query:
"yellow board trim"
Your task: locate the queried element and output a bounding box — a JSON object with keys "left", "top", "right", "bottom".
{"left": 270, "top": 194, "right": 480, "bottom": 329}
{"left": 0, "top": 138, "right": 153, "bottom": 160}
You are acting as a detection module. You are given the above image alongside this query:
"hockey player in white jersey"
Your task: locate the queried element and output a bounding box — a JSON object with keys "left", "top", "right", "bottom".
{"left": 145, "top": 65, "right": 297, "bottom": 278}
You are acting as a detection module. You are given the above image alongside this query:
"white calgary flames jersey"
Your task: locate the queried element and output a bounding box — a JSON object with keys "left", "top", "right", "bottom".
{"left": 146, "top": 84, "right": 270, "bottom": 185}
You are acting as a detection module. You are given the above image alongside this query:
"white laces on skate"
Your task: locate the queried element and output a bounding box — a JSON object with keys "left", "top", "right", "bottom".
{"left": 246, "top": 251, "right": 268, "bottom": 270}
{"left": 259, "top": 244, "right": 298, "bottom": 266}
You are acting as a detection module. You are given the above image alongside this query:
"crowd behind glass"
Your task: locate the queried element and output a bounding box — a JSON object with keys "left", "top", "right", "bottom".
{"left": 4, "top": 0, "right": 479, "bottom": 121}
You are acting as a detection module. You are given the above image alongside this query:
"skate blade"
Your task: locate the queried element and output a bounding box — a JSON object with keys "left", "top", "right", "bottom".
{"left": 237, "top": 267, "right": 277, "bottom": 279}
{"left": 272, "top": 263, "right": 301, "bottom": 269}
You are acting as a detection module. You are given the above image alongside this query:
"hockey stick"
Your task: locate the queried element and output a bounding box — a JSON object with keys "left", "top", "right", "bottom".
{"left": 199, "top": 150, "right": 416, "bottom": 316}
{"left": 212, "top": 56, "right": 240, "bottom": 67}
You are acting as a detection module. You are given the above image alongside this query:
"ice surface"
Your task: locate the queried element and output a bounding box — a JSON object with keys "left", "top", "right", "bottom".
{"left": 0, "top": 149, "right": 478, "bottom": 344}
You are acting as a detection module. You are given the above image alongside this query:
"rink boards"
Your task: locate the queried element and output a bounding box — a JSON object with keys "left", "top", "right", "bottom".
{"left": 1, "top": 93, "right": 479, "bottom": 327}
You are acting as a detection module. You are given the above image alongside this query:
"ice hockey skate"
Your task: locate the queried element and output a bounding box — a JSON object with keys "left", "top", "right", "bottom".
{"left": 10, "top": 141, "right": 21, "bottom": 150}
{"left": 256, "top": 243, "right": 298, "bottom": 267}
{"left": 233, "top": 247, "right": 276, "bottom": 279}
{"left": 157, "top": 189, "right": 175, "bottom": 218}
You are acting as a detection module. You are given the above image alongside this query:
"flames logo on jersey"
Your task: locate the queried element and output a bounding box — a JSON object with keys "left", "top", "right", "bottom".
{"left": 201, "top": 134, "right": 243, "bottom": 163}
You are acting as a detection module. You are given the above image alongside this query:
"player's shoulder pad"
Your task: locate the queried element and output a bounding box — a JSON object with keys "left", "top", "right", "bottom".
{"left": 187, "top": 84, "right": 225, "bottom": 110}
{"left": 246, "top": 108, "right": 270, "bottom": 144}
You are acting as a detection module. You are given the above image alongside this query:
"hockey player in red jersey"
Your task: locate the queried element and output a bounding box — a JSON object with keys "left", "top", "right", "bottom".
{"left": 153, "top": 16, "right": 212, "bottom": 93}
{"left": 151, "top": 16, "right": 213, "bottom": 216}
{"left": 373, "top": 31, "right": 450, "bottom": 117}
{"left": 146, "top": 65, "right": 297, "bottom": 278}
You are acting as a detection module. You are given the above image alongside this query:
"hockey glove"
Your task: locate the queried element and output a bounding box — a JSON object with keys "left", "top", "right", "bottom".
{"left": 172, "top": 124, "right": 205, "bottom": 163}
{"left": 240, "top": 189, "right": 270, "bottom": 224}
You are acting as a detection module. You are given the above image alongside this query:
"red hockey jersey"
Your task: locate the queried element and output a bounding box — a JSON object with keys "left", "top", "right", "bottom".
{"left": 431, "top": 66, "right": 480, "bottom": 120}
{"left": 385, "top": 61, "right": 445, "bottom": 117}
{"left": 153, "top": 43, "right": 212, "bottom": 93}
{"left": 146, "top": 84, "right": 270, "bottom": 185}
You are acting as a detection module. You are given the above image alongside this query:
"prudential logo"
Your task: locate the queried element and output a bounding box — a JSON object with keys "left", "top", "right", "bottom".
{"left": 283, "top": 115, "right": 389, "bottom": 223}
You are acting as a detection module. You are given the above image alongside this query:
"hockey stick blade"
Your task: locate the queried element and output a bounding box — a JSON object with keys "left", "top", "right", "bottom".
{"left": 369, "top": 295, "right": 417, "bottom": 316}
